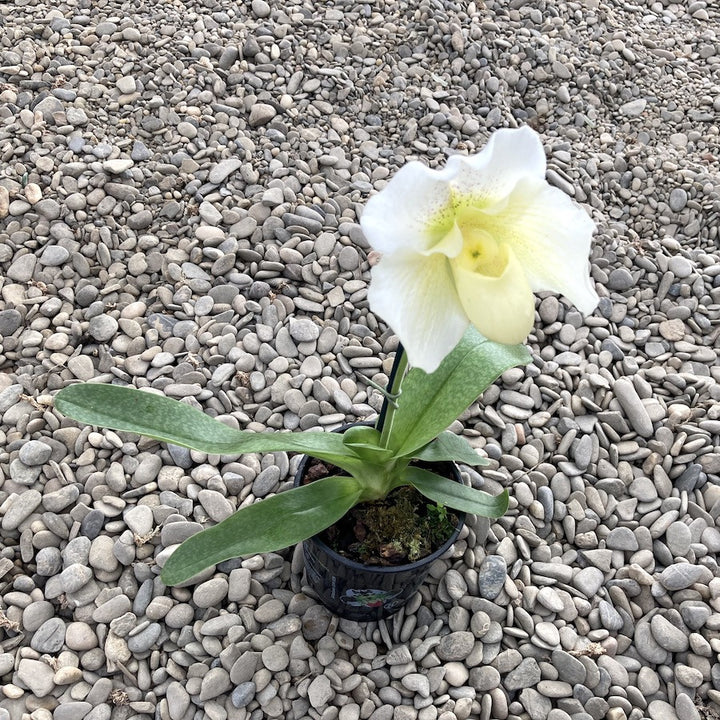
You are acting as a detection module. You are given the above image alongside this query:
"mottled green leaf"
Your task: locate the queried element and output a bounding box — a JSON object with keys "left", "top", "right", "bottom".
{"left": 388, "top": 328, "right": 531, "bottom": 457}
{"left": 402, "top": 466, "right": 508, "bottom": 517}
{"left": 161, "top": 475, "right": 362, "bottom": 585}
{"left": 55, "top": 384, "right": 364, "bottom": 472}
{"left": 412, "top": 431, "right": 489, "bottom": 466}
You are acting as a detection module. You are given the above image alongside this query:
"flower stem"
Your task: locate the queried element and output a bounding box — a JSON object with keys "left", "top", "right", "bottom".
{"left": 376, "top": 343, "right": 408, "bottom": 449}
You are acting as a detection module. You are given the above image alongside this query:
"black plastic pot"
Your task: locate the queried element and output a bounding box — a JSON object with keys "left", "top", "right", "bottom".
{"left": 293, "top": 448, "right": 466, "bottom": 622}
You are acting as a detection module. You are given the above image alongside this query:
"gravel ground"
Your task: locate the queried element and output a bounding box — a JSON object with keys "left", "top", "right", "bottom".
{"left": 1, "top": 0, "right": 720, "bottom": 719}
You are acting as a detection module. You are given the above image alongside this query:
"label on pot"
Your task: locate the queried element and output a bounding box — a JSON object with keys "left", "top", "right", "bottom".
{"left": 304, "top": 542, "right": 408, "bottom": 614}
{"left": 339, "top": 587, "right": 404, "bottom": 611}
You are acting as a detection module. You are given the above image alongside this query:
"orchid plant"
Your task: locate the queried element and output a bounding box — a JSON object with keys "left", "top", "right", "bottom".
{"left": 55, "top": 127, "right": 597, "bottom": 585}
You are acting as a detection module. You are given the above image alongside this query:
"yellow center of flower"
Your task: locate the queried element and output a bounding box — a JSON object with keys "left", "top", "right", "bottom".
{"left": 453, "top": 208, "right": 508, "bottom": 278}
{"left": 456, "top": 227, "right": 506, "bottom": 277}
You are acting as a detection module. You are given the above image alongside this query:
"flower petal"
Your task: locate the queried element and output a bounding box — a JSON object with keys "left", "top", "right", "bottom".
{"left": 368, "top": 251, "right": 469, "bottom": 373}
{"left": 446, "top": 126, "right": 546, "bottom": 208}
{"left": 421, "top": 221, "right": 464, "bottom": 259}
{"left": 451, "top": 246, "right": 536, "bottom": 345}
{"left": 483, "top": 178, "right": 599, "bottom": 313}
{"left": 360, "top": 161, "right": 456, "bottom": 254}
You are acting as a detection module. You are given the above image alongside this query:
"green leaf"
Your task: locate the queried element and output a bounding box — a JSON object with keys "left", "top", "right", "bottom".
{"left": 403, "top": 466, "right": 508, "bottom": 518}
{"left": 55, "top": 384, "right": 364, "bottom": 473}
{"left": 342, "top": 425, "right": 394, "bottom": 464}
{"left": 388, "top": 328, "right": 531, "bottom": 457}
{"left": 412, "top": 432, "right": 489, "bottom": 466}
{"left": 161, "top": 475, "right": 362, "bottom": 585}
{"left": 342, "top": 425, "right": 381, "bottom": 446}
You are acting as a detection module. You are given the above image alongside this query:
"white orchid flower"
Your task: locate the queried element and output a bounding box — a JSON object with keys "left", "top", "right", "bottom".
{"left": 360, "top": 126, "right": 598, "bottom": 373}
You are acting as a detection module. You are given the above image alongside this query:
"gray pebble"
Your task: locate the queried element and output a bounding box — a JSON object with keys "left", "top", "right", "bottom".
{"left": 165, "top": 604, "right": 194, "bottom": 630}
{"left": 552, "top": 650, "right": 587, "bottom": 685}
{"left": 668, "top": 256, "right": 693, "bottom": 278}
{"left": 598, "top": 601, "right": 624, "bottom": 631}
{"left": 54, "top": 704, "right": 93, "bottom": 720}
{"left": 9, "top": 459, "right": 41, "bottom": 486}
{"left": 67, "top": 355, "right": 95, "bottom": 380}
{"left": 573, "top": 567, "right": 604, "bottom": 597}
{"left": 401, "top": 673, "right": 430, "bottom": 697}
{"left": 127, "top": 622, "right": 162, "bottom": 653}
{"left": 7, "top": 254, "right": 36, "bottom": 281}
{"left": 669, "top": 188, "right": 688, "bottom": 212}
{"left": 469, "top": 666, "right": 500, "bottom": 691}
{"left": 161, "top": 521, "right": 203, "bottom": 546}
{"left": 534, "top": 621, "right": 560, "bottom": 647}
{"left": 65, "top": 622, "right": 97, "bottom": 651}
{"left": 262, "top": 645, "right": 289, "bottom": 672}
{"left": 477, "top": 555, "right": 507, "bottom": 600}
{"left": 103, "top": 158, "right": 133, "bottom": 173}
{"left": 22, "top": 601, "right": 55, "bottom": 632}
{"left": 167, "top": 682, "right": 191, "bottom": 718}
{"left": 650, "top": 614, "right": 690, "bottom": 652}
{"left": 299, "top": 355, "right": 323, "bottom": 378}
{"left": 1, "top": 489, "right": 42, "bottom": 530}
{"left": 538, "top": 296, "right": 559, "bottom": 323}
{"left": 606, "top": 527, "right": 638, "bottom": 551}
{"left": 30, "top": 617, "right": 66, "bottom": 653}
{"left": 536, "top": 587, "right": 564, "bottom": 613}
{"left": 676, "top": 464, "right": 705, "bottom": 492}
{"left": 36, "top": 547, "right": 62, "bottom": 576}
{"left": 308, "top": 674, "right": 333, "bottom": 708}
{"left": 437, "top": 631, "right": 475, "bottom": 661}
{"left": 88, "top": 314, "right": 119, "bottom": 342}
{"left": 124, "top": 505, "right": 154, "bottom": 536}
{"left": 16, "top": 658, "right": 55, "bottom": 697}
{"left": 302, "top": 605, "right": 332, "bottom": 640}
{"left": 39, "top": 245, "right": 69, "bottom": 266}
{"left": 249, "top": 103, "right": 277, "bottom": 126}
{"left": 629, "top": 476, "right": 657, "bottom": 502}
{"left": 198, "top": 489, "right": 233, "bottom": 522}
{"left": 92, "top": 595, "right": 132, "bottom": 623}
{"left": 648, "top": 701, "right": 680, "bottom": 720}
{"left": 338, "top": 246, "right": 360, "bottom": 271}
{"left": 444, "top": 569, "right": 468, "bottom": 601}
{"left": 199, "top": 667, "right": 232, "bottom": 701}
{"left": 674, "top": 663, "right": 703, "bottom": 688}
{"left": 18, "top": 440, "right": 52, "bottom": 466}
{"left": 209, "top": 158, "right": 243, "bottom": 184}
{"left": 606, "top": 268, "right": 634, "bottom": 291}
{"left": 62, "top": 536, "right": 91, "bottom": 565}
{"left": 613, "top": 378, "right": 653, "bottom": 437}
{"left": 131, "top": 140, "right": 152, "bottom": 161}
{"left": 620, "top": 98, "right": 646, "bottom": 116}
{"left": 0, "top": 309, "right": 22, "bottom": 335}
{"left": 666, "top": 521, "right": 692, "bottom": 557}
{"left": 81, "top": 509, "right": 105, "bottom": 540}
{"left": 660, "top": 563, "right": 711, "bottom": 591}
{"left": 675, "top": 691, "right": 702, "bottom": 720}
{"left": 0, "top": 654, "right": 14, "bottom": 677}
{"left": 252, "top": 466, "right": 281, "bottom": 497}
{"left": 200, "top": 614, "right": 240, "bottom": 635}
{"left": 232, "top": 682, "right": 256, "bottom": 709}
{"left": 193, "top": 578, "right": 229, "bottom": 608}
{"left": 505, "top": 657, "right": 541, "bottom": 691}
{"left": 635, "top": 619, "right": 669, "bottom": 664}
{"left": 289, "top": 318, "right": 320, "bottom": 342}
{"left": 35, "top": 199, "right": 61, "bottom": 219}
{"left": 679, "top": 602, "right": 711, "bottom": 630}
